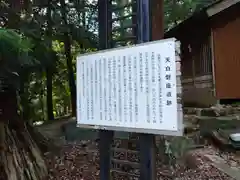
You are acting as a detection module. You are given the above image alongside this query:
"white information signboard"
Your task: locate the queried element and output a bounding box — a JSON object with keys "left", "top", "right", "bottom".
{"left": 77, "top": 38, "right": 183, "bottom": 136}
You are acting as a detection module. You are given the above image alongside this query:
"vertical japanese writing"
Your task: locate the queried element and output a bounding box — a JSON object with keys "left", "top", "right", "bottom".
{"left": 139, "top": 52, "right": 143, "bottom": 92}
{"left": 123, "top": 55, "right": 127, "bottom": 122}
{"left": 134, "top": 55, "right": 138, "bottom": 122}
{"left": 99, "top": 59, "right": 103, "bottom": 120}
{"left": 77, "top": 40, "right": 179, "bottom": 132}
{"left": 157, "top": 54, "right": 162, "bottom": 123}
{"left": 113, "top": 56, "right": 117, "bottom": 119}
{"left": 80, "top": 61, "right": 84, "bottom": 117}
{"left": 151, "top": 52, "right": 157, "bottom": 123}
{"left": 118, "top": 56, "right": 122, "bottom": 122}
{"left": 128, "top": 55, "right": 133, "bottom": 122}
{"left": 103, "top": 58, "right": 107, "bottom": 121}
{"left": 94, "top": 60, "right": 98, "bottom": 101}
{"left": 108, "top": 57, "right": 112, "bottom": 121}
{"left": 145, "top": 52, "right": 150, "bottom": 123}
{"left": 165, "top": 57, "right": 172, "bottom": 107}
{"left": 90, "top": 63, "right": 94, "bottom": 120}
{"left": 86, "top": 63, "right": 90, "bottom": 121}
{"left": 82, "top": 62, "right": 85, "bottom": 98}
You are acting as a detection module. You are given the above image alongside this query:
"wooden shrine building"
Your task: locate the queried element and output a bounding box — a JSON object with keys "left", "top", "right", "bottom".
{"left": 165, "top": 0, "right": 240, "bottom": 106}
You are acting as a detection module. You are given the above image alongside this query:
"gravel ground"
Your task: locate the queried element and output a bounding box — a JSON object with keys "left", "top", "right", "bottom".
{"left": 45, "top": 141, "right": 235, "bottom": 180}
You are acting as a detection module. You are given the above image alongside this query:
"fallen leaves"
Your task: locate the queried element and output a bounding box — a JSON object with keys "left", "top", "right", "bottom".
{"left": 44, "top": 140, "right": 234, "bottom": 180}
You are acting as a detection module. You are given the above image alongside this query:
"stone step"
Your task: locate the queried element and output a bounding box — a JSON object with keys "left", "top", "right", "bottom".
{"left": 184, "top": 106, "right": 240, "bottom": 117}
{"left": 208, "top": 129, "right": 240, "bottom": 152}
{"left": 210, "top": 131, "right": 232, "bottom": 151}
{"left": 198, "top": 117, "right": 240, "bottom": 137}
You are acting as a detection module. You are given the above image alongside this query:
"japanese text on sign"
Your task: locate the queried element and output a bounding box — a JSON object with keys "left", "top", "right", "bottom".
{"left": 77, "top": 38, "right": 182, "bottom": 135}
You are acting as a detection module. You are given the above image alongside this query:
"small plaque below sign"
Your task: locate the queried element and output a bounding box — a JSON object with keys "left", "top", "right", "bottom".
{"left": 77, "top": 38, "right": 183, "bottom": 136}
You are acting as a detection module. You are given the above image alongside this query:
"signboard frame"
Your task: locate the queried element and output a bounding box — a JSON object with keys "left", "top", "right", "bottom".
{"left": 76, "top": 38, "right": 183, "bottom": 137}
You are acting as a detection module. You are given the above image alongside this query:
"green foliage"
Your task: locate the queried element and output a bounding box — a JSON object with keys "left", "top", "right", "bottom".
{"left": 0, "top": 29, "right": 33, "bottom": 89}
{"left": 164, "top": 0, "right": 216, "bottom": 30}
{"left": 0, "top": 29, "right": 32, "bottom": 53}
{"left": 1, "top": 0, "right": 217, "bottom": 123}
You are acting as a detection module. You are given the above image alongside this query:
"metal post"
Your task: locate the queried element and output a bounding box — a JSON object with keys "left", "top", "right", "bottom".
{"left": 99, "top": 130, "right": 114, "bottom": 180}
{"left": 137, "top": 0, "right": 150, "bottom": 43}
{"left": 98, "top": 0, "right": 111, "bottom": 50}
{"left": 136, "top": 0, "right": 157, "bottom": 180}
{"left": 139, "top": 133, "right": 156, "bottom": 180}
{"left": 98, "top": 0, "right": 114, "bottom": 180}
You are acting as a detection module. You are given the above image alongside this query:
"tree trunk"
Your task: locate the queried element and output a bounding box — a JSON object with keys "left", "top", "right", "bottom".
{"left": 0, "top": 89, "right": 48, "bottom": 180}
{"left": 60, "top": 0, "right": 77, "bottom": 117}
{"left": 46, "top": 0, "right": 54, "bottom": 121}
{"left": 46, "top": 69, "right": 54, "bottom": 121}
{"left": 0, "top": 126, "right": 48, "bottom": 180}
{"left": 64, "top": 35, "right": 77, "bottom": 117}
{"left": 19, "top": 72, "right": 30, "bottom": 122}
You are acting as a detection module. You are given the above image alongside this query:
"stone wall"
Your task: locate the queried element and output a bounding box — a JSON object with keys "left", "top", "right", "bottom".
{"left": 182, "top": 75, "right": 216, "bottom": 107}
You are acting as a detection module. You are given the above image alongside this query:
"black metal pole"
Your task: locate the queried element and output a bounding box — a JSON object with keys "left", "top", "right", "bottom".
{"left": 99, "top": 130, "right": 114, "bottom": 180}
{"left": 98, "top": 0, "right": 111, "bottom": 50}
{"left": 137, "top": 0, "right": 151, "bottom": 43}
{"left": 137, "top": 0, "right": 157, "bottom": 180}
{"left": 98, "top": 0, "right": 114, "bottom": 180}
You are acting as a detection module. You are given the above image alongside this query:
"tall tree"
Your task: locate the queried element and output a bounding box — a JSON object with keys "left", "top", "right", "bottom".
{"left": 46, "top": 0, "right": 54, "bottom": 120}
{"left": 0, "top": 28, "right": 48, "bottom": 180}
{"left": 60, "top": 0, "right": 77, "bottom": 117}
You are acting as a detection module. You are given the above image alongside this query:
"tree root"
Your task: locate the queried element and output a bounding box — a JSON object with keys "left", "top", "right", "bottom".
{"left": 0, "top": 125, "right": 48, "bottom": 180}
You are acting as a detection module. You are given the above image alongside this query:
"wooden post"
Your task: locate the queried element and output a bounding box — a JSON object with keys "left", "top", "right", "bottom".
{"left": 137, "top": 1, "right": 164, "bottom": 179}
{"left": 151, "top": 0, "right": 164, "bottom": 40}
{"left": 136, "top": 0, "right": 164, "bottom": 179}
{"left": 98, "top": 0, "right": 114, "bottom": 180}
{"left": 150, "top": 0, "right": 165, "bottom": 159}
